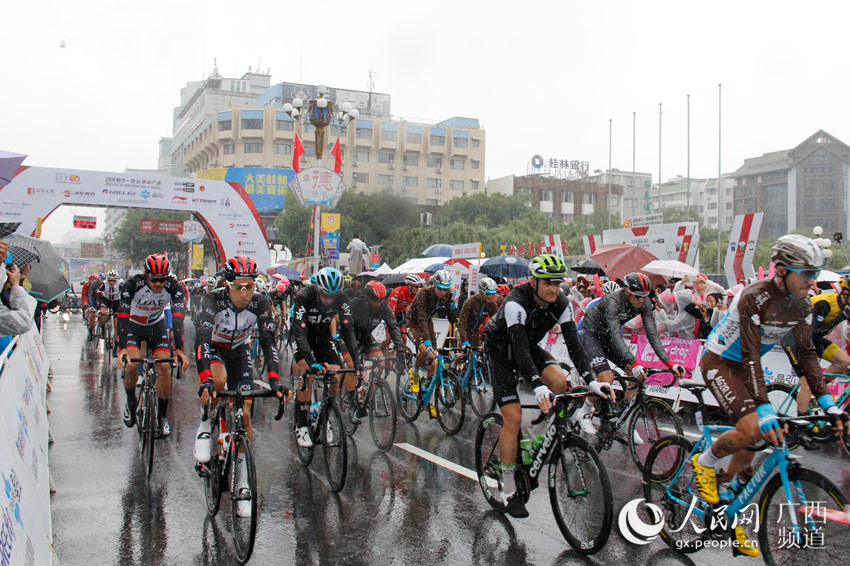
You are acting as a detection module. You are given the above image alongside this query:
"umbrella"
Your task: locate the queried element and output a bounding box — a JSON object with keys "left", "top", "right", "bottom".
{"left": 642, "top": 259, "right": 699, "bottom": 280}
{"left": 0, "top": 149, "right": 26, "bottom": 189}
{"left": 0, "top": 222, "right": 21, "bottom": 238}
{"left": 181, "top": 277, "right": 201, "bottom": 286}
{"left": 590, "top": 244, "right": 657, "bottom": 281}
{"left": 422, "top": 244, "right": 453, "bottom": 257}
{"left": 570, "top": 258, "right": 605, "bottom": 275}
{"left": 380, "top": 272, "right": 429, "bottom": 286}
{"left": 480, "top": 255, "right": 530, "bottom": 280}
{"left": 6, "top": 235, "right": 71, "bottom": 303}
{"left": 266, "top": 264, "right": 302, "bottom": 281}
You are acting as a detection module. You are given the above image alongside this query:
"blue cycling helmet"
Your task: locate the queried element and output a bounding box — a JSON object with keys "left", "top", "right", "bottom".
{"left": 315, "top": 267, "right": 343, "bottom": 295}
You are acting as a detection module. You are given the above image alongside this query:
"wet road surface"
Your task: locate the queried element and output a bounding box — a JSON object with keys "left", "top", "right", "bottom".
{"left": 44, "top": 314, "right": 850, "bottom": 565}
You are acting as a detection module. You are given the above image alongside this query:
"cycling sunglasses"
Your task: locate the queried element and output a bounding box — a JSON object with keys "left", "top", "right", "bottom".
{"left": 783, "top": 266, "right": 820, "bottom": 281}
{"left": 228, "top": 282, "right": 256, "bottom": 292}
{"left": 147, "top": 276, "right": 168, "bottom": 283}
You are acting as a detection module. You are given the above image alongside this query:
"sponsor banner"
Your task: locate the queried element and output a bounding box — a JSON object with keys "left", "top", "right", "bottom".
{"left": 192, "top": 244, "right": 204, "bottom": 271}
{"left": 178, "top": 220, "right": 205, "bottom": 243}
{"left": 451, "top": 242, "right": 481, "bottom": 259}
{"left": 0, "top": 330, "right": 55, "bottom": 566}
{"left": 582, "top": 235, "right": 602, "bottom": 258}
{"left": 633, "top": 335, "right": 701, "bottom": 380}
{"left": 139, "top": 219, "right": 183, "bottom": 235}
{"left": 320, "top": 213, "right": 340, "bottom": 260}
{"left": 80, "top": 242, "right": 104, "bottom": 258}
{"left": 369, "top": 253, "right": 380, "bottom": 269}
{"left": 724, "top": 212, "right": 764, "bottom": 288}
{"left": 450, "top": 265, "right": 464, "bottom": 303}
{"left": 468, "top": 265, "right": 480, "bottom": 297}
{"left": 0, "top": 166, "right": 269, "bottom": 271}
{"left": 539, "top": 234, "right": 563, "bottom": 258}
{"left": 289, "top": 166, "right": 345, "bottom": 208}
{"left": 195, "top": 168, "right": 293, "bottom": 212}
{"left": 624, "top": 213, "right": 663, "bottom": 228}
{"left": 602, "top": 222, "right": 700, "bottom": 266}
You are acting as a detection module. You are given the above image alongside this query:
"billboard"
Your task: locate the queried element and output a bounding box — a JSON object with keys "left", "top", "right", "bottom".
{"left": 602, "top": 222, "right": 700, "bottom": 266}
{"left": 279, "top": 82, "right": 391, "bottom": 119}
{"left": 73, "top": 215, "right": 97, "bottom": 229}
{"left": 724, "top": 212, "right": 764, "bottom": 287}
{"left": 195, "top": 167, "right": 294, "bottom": 212}
{"left": 320, "top": 212, "right": 340, "bottom": 260}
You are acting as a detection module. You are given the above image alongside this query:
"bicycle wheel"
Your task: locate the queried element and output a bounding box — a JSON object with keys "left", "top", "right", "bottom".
{"left": 758, "top": 466, "right": 850, "bottom": 566}
{"left": 628, "top": 398, "right": 682, "bottom": 475}
{"left": 642, "top": 434, "right": 707, "bottom": 553}
{"left": 322, "top": 400, "right": 347, "bottom": 493}
{"left": 339, "top": 389, "right": 360, "bottom": 436}
{"left": 467, "top": 364, "right": 496, "bottom": 418}
{"left": 548, "top": 433, "right": 613, "bottom": 554}
{"left": 395, "top": 368, "right": 422, "bottom": 422}
{"left": 369, "top": 378, "right": 397, "bottom": 452}
{"left": 143, "top": 388, "right": 156, "bottom": 477}
{"left": 435, "top": 369, "right": 464, "bottom": 435}
{"left": 230, "top": 435, "right": 258, "bottom": 564}
{"left": 474, "top": 412, "right": 507, "bottom": 513}
{"left": 204, "top": 416, "right": 223, "bottom": 516}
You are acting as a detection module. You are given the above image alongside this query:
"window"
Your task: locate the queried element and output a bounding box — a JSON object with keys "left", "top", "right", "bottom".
{"left": 471, "top": 160, "right": 480, "bottom": 170}
{"left": 223, "top": 143, "right": 235, "bottom": 155}
{"left": 726, "top": 202, "right": 732, "bottom": 209}
{"left": 242, "top": 118, "right": 263, "bottom": 130}
{"left": 218, "top": 120, "right": 232, "bottom": 131}
{"left": 403, "top": 154, "right": 418, "bottom": 166}
{"left": 406, "top": 132, "right": 422, "bottom": 144}
{"left": 275, "top": 120, "right": 293, "bottom": 132}
{"left": 430, "top": 134, "right": 445, "bottom": 146}
{"left": 561, "top": 212, "right": 575, "bottom": 222}
{"left": 453, "top": 137, "right": 468, "bottom": 148}
{"left": 244, "top": 143, "right": 263, "bottom": 154}
{"left": 378, "top": 174, "right": 394, "bottom": 186}
{"left": 708, "top": 216, "right": 717, "bottom": 224}
{"left": 472, "top": 138, "right": 480, "bottom": 148}
{"left": 381, "top": 129, "right": 397, "bottom": 142}
{"left": 403, "top": 176, "right": 418, "bottom": 188}
{"left": 450, "top": 159, "right": 465, "bottom": 170}
{"left": 356, "top": 127, "right": 371, "bottom": 139}
{"left": 273, "top": 143, "right": 290, "bottom": 155}
{"left": 378, "top": 152, "right": 395, "bottom": 164}
{"left": 562, "top": 191, "right": 574, "bottom": 203}
{"left": 608, "top": 195, "right": 619, "bottom": 207}
{"left": 540, "top": 189, "right": 553, "bottom": 201}
{"left": 427, "top": 156, "right": 442, "bottom": 168}
{"left": 354, "top": 150, "right": 370, "bottom": 162}
{"left": 426, "top": 198, "right": 439, "bottom": 206}
{"left": 450, "top": 180, "right": 464, "bottom": 191}
{"left": 708, "top": 202, "right": 718, "bottom": 210}
{"left": 582, "top": 193, "right": 596, "bottom": 205}
{"left": 471, "top": 180, "right": 480, "bottom": 190}
{"left": 517, "top": 187, "right": 532, "bottom": 195}
{"left": 353, "top": 172, "right": 369, "bottom": 184}
{"left": 406, "top": 197, "right": 418, "bottom": 205}
{"left": 426, "top": 178, "right": 440, "bottom": 189}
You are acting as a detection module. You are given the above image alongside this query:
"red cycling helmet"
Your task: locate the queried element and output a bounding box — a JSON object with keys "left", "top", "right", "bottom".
{"left": 223, "top": 256, "right": 259, "bottom": 281}
{"left": 144, "top": 254, "right": 170, "bottom": 276}
{"left": 623, "top": 272, "right": 652, "bottom": 297}
{"left": 496, "top": 284, "right": 510, "bottom": 296}
{"left": 364, "top": 280, "right": 387, "bottom": 301}
{"left": 88, "top": 274, "right": 98, "bottom": 281}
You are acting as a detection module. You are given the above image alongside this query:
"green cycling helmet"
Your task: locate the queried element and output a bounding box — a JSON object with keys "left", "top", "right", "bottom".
{"left": 529, "top": 254, "right": 567, "bottom": 280}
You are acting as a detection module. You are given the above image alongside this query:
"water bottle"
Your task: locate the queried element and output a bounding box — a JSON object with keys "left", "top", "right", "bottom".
{"left": 218, "top": 431, "right": 230, "bottom": 460}
{"left": 309, "top": 402, "right": 321, "bottom": 424}
{"left": 356, "top": 383, "right": 367, "bottom": 405}
{"left": 519, "top": 436, "right": 533, "bottom": 466}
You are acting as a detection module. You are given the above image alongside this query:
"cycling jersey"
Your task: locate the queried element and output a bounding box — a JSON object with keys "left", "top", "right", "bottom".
{"left": 96, "top": 280, "right": 123, "bottom": 309}
{"left": 194, "top": 288, "right": 279, "bottom": 383}
{"left": 291, "top": 285, "right": 360, "bottom": 369}
{"left": 116, "top": 274, "right": 186, "bottom": 351}
{"left": 388, "top": 286, "right": 417, "bottom": 315}
{"left": 406, "top": 286, "right": 457, "bottom": 347}
{"left": 348, "top": 297, "right": 405, "bottom": 353}
{"left": 81, "top": 281, "right": 91, "bottom": 306}
{"left": 705, "top": 278, "right": 828, "bottom": 405}
{"left": 456, "top": 293, "right": 499, "bottom": 345}
{"left": 86, "top": 279, "right": 103, "bottom": 307}
{"left": 579, "top": 289, "right": 670, "bottom": 368}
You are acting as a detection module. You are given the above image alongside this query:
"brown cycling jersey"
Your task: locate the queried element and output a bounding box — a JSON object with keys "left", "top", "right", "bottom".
{"left": 406, "top": 286, "right": 458, "bottom": 347}
{"left": 456, "top": 293, "right": 499, "bottom": 345}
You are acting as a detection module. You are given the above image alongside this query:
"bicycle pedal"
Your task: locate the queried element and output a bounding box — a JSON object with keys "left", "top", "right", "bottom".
{"left": 194, "top": 463, "right": 210, "bottom": 478}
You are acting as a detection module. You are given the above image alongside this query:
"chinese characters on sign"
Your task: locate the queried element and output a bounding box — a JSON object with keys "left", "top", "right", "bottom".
{"left": 241, "top": 172, "right": 290, "bottom": 196}
{"left": 289, "top": 166, "right": 346, "bottom": 208}
{"left": 73, "top": 215, "right": 97, "bottom": 229}
{"left": 139, "top": 219, "right": 184, "bottom": 235}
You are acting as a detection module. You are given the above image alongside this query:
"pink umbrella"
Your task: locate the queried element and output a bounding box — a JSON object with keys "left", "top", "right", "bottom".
{"left": 590, "top": 243, "right": 658, "bottom": 281}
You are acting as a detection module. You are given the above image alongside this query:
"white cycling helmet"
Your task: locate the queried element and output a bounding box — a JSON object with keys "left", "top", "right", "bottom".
{"left": 206, "top": 276, "right": 217, "bottom": 287}
{"left": 255, "top": 279, "right": 266, "bottom": 292}
{"left": 405, "top": 273, "right": 425, "bottom": 287}
{"left": 432, "top": 269, "right": 452, "bottom": 289}
{"left": 106, "top": 270, "right": 119, "bottom": 280}
{"left": 602, "top": 280, "right": 621, "bottom": 296}
{"left": 771, "top": 234, "right": 825, "bottom": 270}
{"left": 479, "top": 277, "right": 497, "bottom": 295}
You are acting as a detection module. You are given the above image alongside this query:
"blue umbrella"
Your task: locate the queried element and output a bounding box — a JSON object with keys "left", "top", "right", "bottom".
{"left": 424, "top": 263, "right": 446, "bottom": 274}
{"left": 422, "top": 244, "right": 453, "bottom": 257}
{"left": 266, "top": 265, "right": 303, "bottom": 281}
{"left": 479, "top": 255, "right": 530, "bottom": 280}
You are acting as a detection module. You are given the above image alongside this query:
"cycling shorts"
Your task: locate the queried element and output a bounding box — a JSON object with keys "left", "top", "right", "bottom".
{"left": 209, "top": 344, "right": 253, "bottom": 393}
{"left": 486, "top": 343, "right": 559, "bottom": 407}
{"left": 124, "top": 318, "right": 171, "bottom": 353}
{"left": 701, "top": 351, "right": 758, "bottom": 423}
{"left": 579, "top": 330, "right": 631, "bottom": 375}
{"left": 780, "top": 332, "right": 839, "bottom": 378}
{"left": 293, "top": 336, "right": 342, "bottom": 367}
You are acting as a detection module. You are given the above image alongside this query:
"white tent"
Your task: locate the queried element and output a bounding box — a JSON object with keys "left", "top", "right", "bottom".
{"left": 392, "top": 257, "right": 449, "bottom": 273}
{"left": 373, "top": 262, "right": 394, "bottom": 275}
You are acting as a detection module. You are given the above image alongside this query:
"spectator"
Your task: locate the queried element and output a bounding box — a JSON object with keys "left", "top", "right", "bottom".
{"left": 0, "top": 240, "right": 38, "bottom": 352}
{"left": 346, "top": 234, "right": 370, "bottom": 275}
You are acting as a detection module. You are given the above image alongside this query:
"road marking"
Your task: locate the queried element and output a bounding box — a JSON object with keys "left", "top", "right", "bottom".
{"left": 394, "top": 442, "right": 478, "bottom": 481}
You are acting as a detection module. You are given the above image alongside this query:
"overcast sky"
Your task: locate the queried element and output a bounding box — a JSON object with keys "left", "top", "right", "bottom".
{"left": 4, "top": 1, "right": 849, "bottom": 242}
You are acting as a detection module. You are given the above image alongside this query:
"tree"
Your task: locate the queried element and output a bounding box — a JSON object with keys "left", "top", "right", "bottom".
{"left": 113, "top": 209, "right": 185, "bottom": 266}
{"left": 273, "top": 188, "right": 313, "bottom": 255}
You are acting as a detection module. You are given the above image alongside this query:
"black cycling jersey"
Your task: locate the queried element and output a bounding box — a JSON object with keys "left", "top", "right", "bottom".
{"left": 484, "top": 283, "right": 593, "bottom": 384}
{"left": 194, "top": 288, "right": 279, "bottom": 383}
{"left": 87, "top": 278, "right": 104, "bottom": 306}
{"left": 291, "top": 285, "right": 361, "bottom": 369}
{"left": 349, "top": 297, "right": 405, "bottom": 353}
{"left": 579, "top": 288, "right": 670, "bottom": 367}
{"left": 117, "top": 273, "right": 186, "bottom": 351}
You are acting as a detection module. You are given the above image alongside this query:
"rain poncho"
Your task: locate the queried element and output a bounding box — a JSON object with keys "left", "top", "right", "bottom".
{"left": 0, "top": 266, "right": 38, "bottom": 347}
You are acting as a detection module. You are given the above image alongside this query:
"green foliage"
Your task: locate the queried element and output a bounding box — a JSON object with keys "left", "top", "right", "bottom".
{"left": 112, "top": 209, "right": 185, "bottom": 266}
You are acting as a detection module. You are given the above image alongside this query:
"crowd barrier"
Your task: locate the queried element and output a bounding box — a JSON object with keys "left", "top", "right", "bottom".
{"left": 0, "top": 329, "right": 56, "bottom": 566}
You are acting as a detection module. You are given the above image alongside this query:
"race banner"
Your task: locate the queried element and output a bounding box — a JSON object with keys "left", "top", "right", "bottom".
{"left": 724, "top": 212, "right": 764, "bottom": 287}
{"left": 468, "top": 265, "right": 480, "bottom": 297}
{"left": 602, "top": 222, "right": 700, "bottom": 266}
{"left": 632, "top": 335, "right": 701, "bottom": 381}
{"left": 451, "top": 242, "right": 481, "bottom": 259}
{"left": 582, "top": 235, "right": 602, "bottom": 258}
{"left": 191, "top": 244, "right": 204, "bottom": 270}
{"left": 320, "top": 212, "right": 340, "bottom": 260}
{"left": 539, "top": 234, "right": 563, "bottom": 258}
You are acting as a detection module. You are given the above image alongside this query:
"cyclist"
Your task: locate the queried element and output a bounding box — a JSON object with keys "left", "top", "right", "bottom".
{"left": 344, "top": 280, "right": 407, "bottom": 423}
{"left": 457, "top": 277, "right": 499, "bottom": 349}
{"left": 116, "top": 254, "right": 190, "bottom": 437}
{"left": 85, "top": 274, "right": 104, "bottom": 341}
{"left": 483, "top": 254, "right": 601, "bottom": 518}
{"left": 388, "top": 273, "right": 424, "bottom": 326}
{"left": 95, "top": 270, "right": 123, "bottom": 356}
{"left": 694, "top": 235, "right": 848, "bottom": 555}
{"left": 405, "top": 269, "right": 458, "bottom": 397}
{"left": 290, "top": 267, "right": 362, "bottom": 447}
{"left": 193, "top": 256, "right": 284, "bottom": 515}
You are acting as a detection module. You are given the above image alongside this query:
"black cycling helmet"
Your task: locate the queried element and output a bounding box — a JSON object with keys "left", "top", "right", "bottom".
{"left": 623, "top": 272, "right": 652, "bottom": 297}
{"left": 144, "top": 254, "right": 170, "bottom": 276}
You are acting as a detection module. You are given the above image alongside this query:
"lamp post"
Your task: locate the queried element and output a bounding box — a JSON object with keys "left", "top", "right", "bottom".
{"left": 281, "top": 85, "right": 360, "bottom": 275}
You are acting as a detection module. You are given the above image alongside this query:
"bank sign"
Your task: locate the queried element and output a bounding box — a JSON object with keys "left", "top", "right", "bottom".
{"left": 195, "top": 167, "right": 294, "bottom": 212}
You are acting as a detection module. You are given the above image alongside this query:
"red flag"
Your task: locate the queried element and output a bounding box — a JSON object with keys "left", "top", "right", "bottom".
{"left": 292, "top": 134, "right": 305, "bottom": 173}
{"left": 331, "top": 136, "right": 342, "bottom": 174}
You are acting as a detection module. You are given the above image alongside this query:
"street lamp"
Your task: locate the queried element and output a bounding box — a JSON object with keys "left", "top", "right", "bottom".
{"left": 281, "top": 85, "right": 359, "bottom": 159}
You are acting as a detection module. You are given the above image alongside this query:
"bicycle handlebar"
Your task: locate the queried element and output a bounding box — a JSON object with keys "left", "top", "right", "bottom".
{"left": 127, "top": 357, "right": 175, "bottom": 364}
{"left": 200, "top": 387, "right": 290, "bottom": 422}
